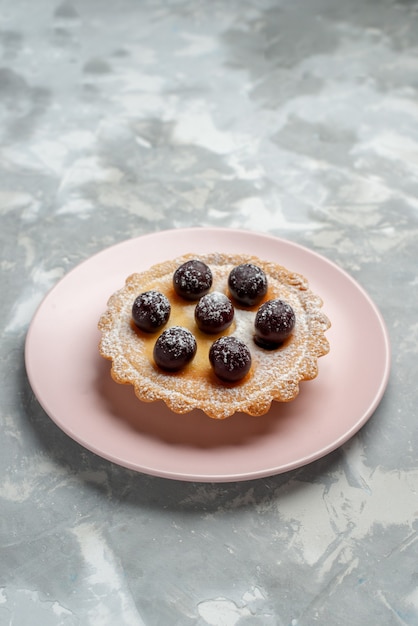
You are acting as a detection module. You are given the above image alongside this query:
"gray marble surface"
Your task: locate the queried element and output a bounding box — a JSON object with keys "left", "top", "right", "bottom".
{"left": 1, "top": 0, "right": 417, "bottom": 624}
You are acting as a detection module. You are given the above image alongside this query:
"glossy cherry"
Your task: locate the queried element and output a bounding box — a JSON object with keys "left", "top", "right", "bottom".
{"left": 194, "top": 292, "right": 234, "bottom": 334}
{"left": 173, "top": 259, "right": 213, "bottom": 301}
{"left": 209, "top": 336, "right": 252, "bottom": 382}
{"left": 153, "top": 326, "right": 197, "bottom": 371}
{"left": 228, "top": 263, "right": 268, "bottom": 307}
{"left": 132, "top": 291, "right": 171, "bottom": 332}
{"left": 254, "top": 299, "right": 296, "bottom": 348}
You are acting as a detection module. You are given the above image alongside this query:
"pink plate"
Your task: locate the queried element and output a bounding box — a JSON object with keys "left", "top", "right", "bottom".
{"left": 25, "top": 228, "right": 391, "bottom": 482}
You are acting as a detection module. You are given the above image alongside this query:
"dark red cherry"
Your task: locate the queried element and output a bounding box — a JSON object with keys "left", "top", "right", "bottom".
{"left": 228, "top": 263, "right": 268, "bottom": 307}
{"left": 195, "top": 292, "right": 234, "bottom": 334}
{"left": 153, "top": 326, "right": 197, "bottom": 371}
{"left": 173, "top": 259, "right": 213, "bottom": 301}
{"left": 254, "top": 299, "right": 296, "bottom": 348}
{"left": 132, "top": 291, "right": 171, "bottom": 332}
{"left": 209, "top": 336, "right": 252, "bottom": 382}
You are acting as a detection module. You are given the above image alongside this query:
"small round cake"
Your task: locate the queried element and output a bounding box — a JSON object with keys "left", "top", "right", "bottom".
{"left": 98, "top": 253, "right": 330, "bottom": 419}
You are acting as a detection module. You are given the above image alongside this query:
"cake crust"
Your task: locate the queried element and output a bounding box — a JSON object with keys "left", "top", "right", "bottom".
{"left": 98, "top": 253, "right": 330, "bottom": 419}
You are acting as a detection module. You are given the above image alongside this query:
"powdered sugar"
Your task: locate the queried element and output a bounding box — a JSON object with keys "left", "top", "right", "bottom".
{"left": 98, "top": 253, "right": 331, "bottom": 419}
{"left": 210, "top": 336, "right": 252, "bottom": 375}
{"left": 157, "top": 326, "right": 195, "bottom": 355}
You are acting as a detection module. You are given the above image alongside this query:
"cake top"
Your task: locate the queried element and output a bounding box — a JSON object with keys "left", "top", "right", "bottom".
{"left": 98, "top": 252, "right": 331, "bottom": 419}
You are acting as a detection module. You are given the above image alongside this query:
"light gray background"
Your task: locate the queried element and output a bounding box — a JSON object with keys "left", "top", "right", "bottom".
{"left": 1, "top": 0, "right": 417, "bottom": 624}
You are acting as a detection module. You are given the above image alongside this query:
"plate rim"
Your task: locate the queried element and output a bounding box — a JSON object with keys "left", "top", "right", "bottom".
{"left": 25, "top": 227, "right": 391, "bottom": 482}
